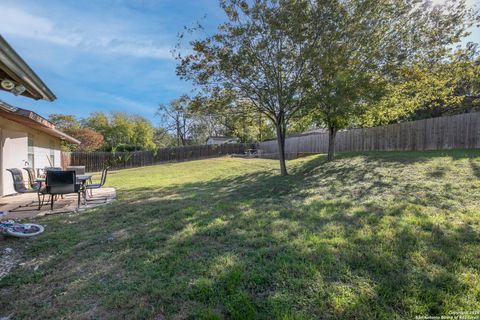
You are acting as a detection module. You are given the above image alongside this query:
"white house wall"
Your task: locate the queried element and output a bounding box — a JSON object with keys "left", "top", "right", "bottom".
{"left": 0, "top": 116, "right": 62, "bottom": 196}
{"left": 33, "top": 133, "right": 61, "bottom": 169}
{"left": 1, "top": 127, "right": 28, "bottom": 195}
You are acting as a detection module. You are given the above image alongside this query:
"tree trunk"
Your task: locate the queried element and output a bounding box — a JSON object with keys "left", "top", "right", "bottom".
{"left": 258, "top": 115, "right": 263, "bottom": 142}
{"left": 275, "top": 123, "right": 288, "bottom": 176}
{"left": 182, "top": 116, "right": 187, "bottom": 146}
{"left": 176, "top": 114, "right": 181, "bottom": 147}
{"left": 327, "top": 126, "right": 337, "bottom": 161}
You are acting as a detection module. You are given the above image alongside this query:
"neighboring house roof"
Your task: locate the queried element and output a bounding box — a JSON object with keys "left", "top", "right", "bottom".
{"left": 0, "top": 35, "right": 56, "bottom": 101}
{"left": 0, "top": 101, "right": 80, "bottom": 144}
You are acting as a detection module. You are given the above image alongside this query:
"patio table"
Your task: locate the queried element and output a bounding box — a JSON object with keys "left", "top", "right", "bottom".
{"left": 35, "top": 174, "right": 93, "bottom": 210}
{"left": 35, "top": 174, "right": 92, "bottom": 185}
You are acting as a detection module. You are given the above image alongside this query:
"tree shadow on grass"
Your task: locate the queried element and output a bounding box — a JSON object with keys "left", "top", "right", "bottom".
{"left": 335, "top": 149, "right": 480, "bottom": 164}
{"left": 98, "top": 160, "right": 480, "bottom": 316}
{"left": 469, "top": 158, "right": 480, "bottom": 179}
{"left": 93, "top": 191, "right": 475, "bottom": 318}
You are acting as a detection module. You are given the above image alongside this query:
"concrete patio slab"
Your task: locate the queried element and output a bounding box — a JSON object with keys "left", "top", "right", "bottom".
{"left": 0, "top": 188, "right": 116, "bottom": 221}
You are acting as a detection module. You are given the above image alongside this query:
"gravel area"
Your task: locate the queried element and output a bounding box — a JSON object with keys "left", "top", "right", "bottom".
{"left": 0, "top": 247, "right": 18, "bottom": 280}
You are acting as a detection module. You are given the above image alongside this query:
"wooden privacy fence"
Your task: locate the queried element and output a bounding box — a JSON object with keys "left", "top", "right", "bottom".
{"left": 62, "top": 143, "right": 249, "bottom": 172}
{"left": 258, "top": 112, "right": 480, "bottom": 156}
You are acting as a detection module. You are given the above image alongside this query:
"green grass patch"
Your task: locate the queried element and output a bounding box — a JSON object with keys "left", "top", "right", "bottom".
{"left": 1, "top": 150, "right": 480, "bottom": 319}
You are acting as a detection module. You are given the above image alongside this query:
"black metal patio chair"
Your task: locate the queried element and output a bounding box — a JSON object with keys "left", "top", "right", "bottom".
{"left": 23, "top": 167, "right": 40, "bottom": 189}
{"left": 66, "top": 166, "right": 86, "bottom": 175}
{"left": 85, "top": 167, "right": 109, "bottom": 198}
{"left": 45, "top": 170, "right": 83, "bottom": 210}
{"left": 6, "top": 168, "right": 46, "bottom": 210}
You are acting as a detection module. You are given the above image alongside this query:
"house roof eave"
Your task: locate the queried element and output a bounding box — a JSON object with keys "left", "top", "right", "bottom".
{"left": 0, "top": 101, "right": 80, "bottom": 144}
{"left": 0, "top": 35, "right": 56, "bottom": 101}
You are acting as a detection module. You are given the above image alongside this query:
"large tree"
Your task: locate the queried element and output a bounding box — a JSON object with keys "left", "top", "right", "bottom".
{"left": 83, "top": 112, "right": 110, "bottom": 140}
{"left": 177, "top": 0, "right": 312, "bottom": 175}
{"left": 153, "top": 127, "right": 176, "bottom": 148}
{"left": 131, "top": 116, "right": 157, "bottom": 150}
{"left": 156, "top": 95, "right": 193, "bottom": 146}
{"left": 84, "top": 112, "right": 157, "bottom": 151}
{"left": 188, "top": 92, "right": 277, "bottom": 143}
{"left": 49, "top": 114, "right": 105, "bottom": 152}
{"left": 304, "top": 0, "right": 478, "bottom": 160}
{"left": 361, "top": 44, "right": 480, "bottom": 125}
{"left": 63, "top": 127, "right": 105, "bottom": 152}
{"left": 48, "top": 114, "right": 80, "bottom": 131}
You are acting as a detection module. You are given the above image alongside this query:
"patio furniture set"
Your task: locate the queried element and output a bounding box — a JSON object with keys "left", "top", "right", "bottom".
{"left": 6, "top": 166, "right": 109, "bottom": 211}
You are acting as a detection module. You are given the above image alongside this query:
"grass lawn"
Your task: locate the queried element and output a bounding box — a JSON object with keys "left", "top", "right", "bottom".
{"left": 1, "top": 150, "right": 480, "bottom": 319}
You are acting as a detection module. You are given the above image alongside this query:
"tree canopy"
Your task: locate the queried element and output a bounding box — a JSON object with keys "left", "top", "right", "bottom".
{"left": 304, "top": 0, "right": 477, "bottom": 160}
{"left": 49, "top": 112, "right": 158, "bottom": 152}
{"left": 50, "top": 0, "right": 480, "bottom": 168}
{"left": 362, "top": 44, "right": 480, "bottom": 125}
{"left": 177, "top": 0, "right": 478, "bottom": 167}
{"left": 156, "top": 96, "right": 194, "bottom": 146}
{"left": 177, "top": 0, "right": 313, "bottom": 175}
{"left": 83, "top": 112, "right": 157, "bottom": 151}
{"left": 49, "top": 114, "right": 80, "bottom": 131}
{"left": 63, "top": 127, "right": 105, "bottom": 152}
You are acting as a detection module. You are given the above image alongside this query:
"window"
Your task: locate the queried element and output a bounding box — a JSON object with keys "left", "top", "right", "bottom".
{"left": 28, "top": 136, "right": 34, "bottom": 168}
{"left": 50, "top": 141, "right": 55, "bottom": 166}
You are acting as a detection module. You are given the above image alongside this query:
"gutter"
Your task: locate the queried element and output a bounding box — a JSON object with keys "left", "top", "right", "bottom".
{"left": 0, "top": 35, "right": 56, "bottom": 101}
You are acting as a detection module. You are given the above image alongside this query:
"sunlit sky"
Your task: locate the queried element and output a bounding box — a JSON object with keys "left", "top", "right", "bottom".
{"left": 0, "top": 0, "right": 478, "bottom": 124}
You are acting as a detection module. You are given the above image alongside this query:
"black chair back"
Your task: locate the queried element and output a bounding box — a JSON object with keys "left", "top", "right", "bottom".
{"left": 100, "top": 167, "right": 110, "bottom": 186}
{"left": 6, "top": 168, "right": 29, "bottom": 193}
{"left": 46, "top": 171, "right": 77, "bottom": 194}
{"left": 67, "top": 166, "right": 86, "bottom": 175}
{"left": 23, "top": 167, "right": 37, "bottom": 188}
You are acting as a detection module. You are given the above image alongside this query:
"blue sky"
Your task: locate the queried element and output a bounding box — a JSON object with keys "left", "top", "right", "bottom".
{"left": 0, "top": 0, "right": 479, "bottom": 126}
{"left": 0, "top": 0, "right": 224, "bottom": 124}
